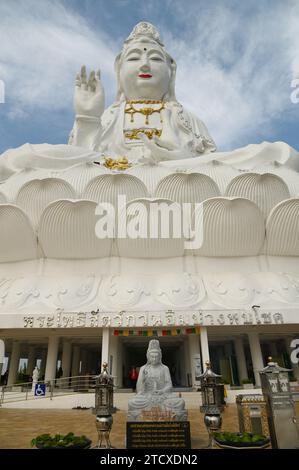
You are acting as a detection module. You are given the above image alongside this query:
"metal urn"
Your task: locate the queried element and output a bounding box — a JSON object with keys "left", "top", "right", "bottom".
{"left": 93, "top": 362, "right": 114, "bottom": 448}
{"left": 199, "top": 362, "right": 223, "bottom": 448}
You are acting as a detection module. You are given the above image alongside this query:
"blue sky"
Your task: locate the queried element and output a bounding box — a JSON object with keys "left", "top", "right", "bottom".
{"left": 0, "top": 0, "right": 299, "bottom": 154}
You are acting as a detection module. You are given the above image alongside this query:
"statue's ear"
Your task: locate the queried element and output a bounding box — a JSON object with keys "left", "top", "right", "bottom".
{"left": 164, "top": 57, "right": 177, "bottom": 102}
{"left": 114, "top": 53, "right": 123, "bottom": 102}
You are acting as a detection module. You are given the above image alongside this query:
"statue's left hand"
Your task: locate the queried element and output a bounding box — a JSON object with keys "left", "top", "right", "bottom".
{"left": 138, "top": 134, "right": 188, "bottom": 163}
{"left": 74, "top": 65, "right": 105, "bottom": 118}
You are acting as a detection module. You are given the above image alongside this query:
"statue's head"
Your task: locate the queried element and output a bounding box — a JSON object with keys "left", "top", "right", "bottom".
{"left": 115, "top": 22, "right": 176, "bottom": 102}
{"left": 146, "top": 339, "right": 162, "bottom": 365}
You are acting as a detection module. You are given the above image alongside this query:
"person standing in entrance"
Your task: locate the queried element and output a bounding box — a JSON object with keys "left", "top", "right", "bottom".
{"left": 129, "top": 366, "right": 138, "bottom": 391}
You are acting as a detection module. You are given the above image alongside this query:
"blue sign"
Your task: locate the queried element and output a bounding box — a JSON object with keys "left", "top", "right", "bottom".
{"left": 34, "top": 383, "right": 46, "bottom": 396}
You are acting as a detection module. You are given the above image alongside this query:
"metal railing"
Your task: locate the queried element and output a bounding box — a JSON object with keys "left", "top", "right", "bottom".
{"left": 0, "top": 375, "right": 97, "bottom": 406}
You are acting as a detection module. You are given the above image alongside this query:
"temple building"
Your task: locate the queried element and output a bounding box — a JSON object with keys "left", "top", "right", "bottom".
{"left": 0, "top": 22, "right": 299, "bottom": 391}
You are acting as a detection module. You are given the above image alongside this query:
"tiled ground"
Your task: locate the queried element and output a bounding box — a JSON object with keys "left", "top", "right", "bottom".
{"left": 0, "top": 407, "right": 232, "bottom": 449}
{"left": 0, "top": 404, "right": 298, "bottom": 449}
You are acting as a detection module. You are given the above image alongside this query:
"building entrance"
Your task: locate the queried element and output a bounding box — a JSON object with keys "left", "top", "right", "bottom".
{"left": 121, "top": 337, "right": 188, "bottom": 388}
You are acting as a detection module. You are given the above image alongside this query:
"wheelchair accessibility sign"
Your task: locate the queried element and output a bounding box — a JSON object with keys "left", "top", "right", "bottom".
{"left": 34, "top": 383, "right": 46, "bottom": 396}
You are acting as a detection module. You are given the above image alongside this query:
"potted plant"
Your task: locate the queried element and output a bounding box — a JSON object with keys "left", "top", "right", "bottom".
{"left": 31, "top": 432, "right": 92, "bottom": 449}
{"left": 213, "top": 431, "right": 270, "bottom": 449}
{"left": 242, "top": 378, "right": 254, "bottom": 389}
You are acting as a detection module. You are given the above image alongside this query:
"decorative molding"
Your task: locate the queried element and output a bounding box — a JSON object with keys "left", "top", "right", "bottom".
{"left": 0, "top": 272, "right": 299, "bottom": 314}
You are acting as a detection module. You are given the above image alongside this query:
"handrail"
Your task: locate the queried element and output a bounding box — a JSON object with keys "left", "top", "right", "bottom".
{"left": 0, "top": 374, "right": 98, "bottom": 405}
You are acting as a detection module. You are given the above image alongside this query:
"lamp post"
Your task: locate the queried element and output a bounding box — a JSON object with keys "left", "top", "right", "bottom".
{"left": 199, "top": 361, "right": 223, "bottom": 448}
{"left": 259, "top": 357, "right": 299, "bottom": 449}
{"left": 93, "top": 362, "right": 114, "bottom": 448}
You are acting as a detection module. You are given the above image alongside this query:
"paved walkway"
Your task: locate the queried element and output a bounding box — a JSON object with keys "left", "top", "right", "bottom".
{"left": 0, "top": 400, "right": 298, "bottom": 449}
{"left": 0, "top": 407, "right": 233, "bottom": 449}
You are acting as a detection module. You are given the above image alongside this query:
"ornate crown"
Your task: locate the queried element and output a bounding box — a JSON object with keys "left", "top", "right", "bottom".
{"left": 124, "top": 22, "right": 164, "bottom": 47}
{"left": 147, "top": 339, "right": 161, "bottom": 352}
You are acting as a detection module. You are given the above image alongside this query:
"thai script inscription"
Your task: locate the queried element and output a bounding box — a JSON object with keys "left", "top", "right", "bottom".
{"left": 22, "top": 310, "right": 285, "bottom": 328}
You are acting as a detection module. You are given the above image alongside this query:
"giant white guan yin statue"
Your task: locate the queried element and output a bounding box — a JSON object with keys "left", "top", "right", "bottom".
{"left": 1, "top": 21, "right": 298, "bottom": 175}
{"left": 0, "top": 22, "right": 299, "bottom": 315}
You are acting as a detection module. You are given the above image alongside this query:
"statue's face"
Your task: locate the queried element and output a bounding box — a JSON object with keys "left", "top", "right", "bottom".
{"left": 119, "top": 40, "right": 171, "bottom": 100}
{"left": 148, "top": 351, "right": 161, "bottom": 365}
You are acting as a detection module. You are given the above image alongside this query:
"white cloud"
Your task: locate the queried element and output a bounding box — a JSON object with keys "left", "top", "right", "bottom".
{"left": 159, "top": 1, "right": 299, "bottom": 149}
{"left": 0, "top": 0, "right": 298, "bottom": 150}
{"left": 0, "top": 0, "right": 117, "bottom": 115}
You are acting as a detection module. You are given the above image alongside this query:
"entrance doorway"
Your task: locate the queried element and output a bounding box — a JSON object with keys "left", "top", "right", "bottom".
{"left": 121, "top": 337, "right": 188, "bottom": 388}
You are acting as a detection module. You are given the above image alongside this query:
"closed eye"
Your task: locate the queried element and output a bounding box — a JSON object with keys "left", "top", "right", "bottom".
{"left": 150, "top": 56, "right": 163, "bottom": 61}
{"left": 127, "top": 56, "right": 140, "bottom": 61}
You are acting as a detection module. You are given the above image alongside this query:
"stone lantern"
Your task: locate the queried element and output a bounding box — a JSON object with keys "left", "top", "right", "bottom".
{"left": 93, "top": 362, "right": 114, "bottom": 448}
{"left": 199, "top": 362, "right": 223, "bottom": 447}
{"left": 259, "top": 357, "right": 299, "bottom": 449}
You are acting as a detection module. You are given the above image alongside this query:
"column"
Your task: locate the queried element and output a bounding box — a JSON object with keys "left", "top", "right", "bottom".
{"left": 179, "top": 342, "right": 186, "bottom": 386}
{"left": 61, "top": 340, "right": 72, "bottom": 378}
{"left": 80, "top": 349, "right": 88, "bottom": 375}
{"left": 200, "top": 327, "right": 210, "bottom": 368}
{"left": 248, "top": 332, "right": 264, "bottom": 387}
{"left": 71, "top": 345, "right": 80, "bottom": 377}
{"left": 40, "top": 350, "right": 47, "bottom": 379}
{"left": 184, "top": 338, "right": 191, "bottom": 387}
{"left": 44, "top": 336, "right": 59, "bottom": 382}
{"left": 27, "top": 346, "right": 36, "bottom": 376}
{"left": 116, "top": 340, "right": 123, "bottom": 389}
{"left": 285, "top": 337, "right": 299, "bottom": 381}
{"left": 101, "top": 328, "right": 110, "bottom": 366}
{"left": 7, "top": 341, "right": 20, "bottom": 386}
{"left": 109, "top": 333, "right": 120, "bottom": 386}
{"left": 234, "top": 337, "right": 248, "bottom": 383}
{"left": 188, "top": 334, "right": 201, "bottom": 386}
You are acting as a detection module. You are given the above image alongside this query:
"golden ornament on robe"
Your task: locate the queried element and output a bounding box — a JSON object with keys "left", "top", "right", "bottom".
{"left": 103, "top": 156, "right": 131, "bottom": 170}
{"left": 124, "top": 128, "right": 162, "bottom": 141}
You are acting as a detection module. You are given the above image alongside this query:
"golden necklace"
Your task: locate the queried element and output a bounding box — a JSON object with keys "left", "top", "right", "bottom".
{"left": 125, "top": 100, "right": 165, "bottom": 125}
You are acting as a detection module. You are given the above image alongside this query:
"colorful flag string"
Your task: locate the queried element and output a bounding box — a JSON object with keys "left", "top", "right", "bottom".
{"left": 113, "top": 327, "right": 200, "bottom": 337}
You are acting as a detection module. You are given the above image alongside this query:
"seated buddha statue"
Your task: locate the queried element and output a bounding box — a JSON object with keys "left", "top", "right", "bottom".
{"left": 68, "top": 21, "right": 216, "bottom": 163}
{"left": 127, "top": 339, "right": 187, "bottom": 421}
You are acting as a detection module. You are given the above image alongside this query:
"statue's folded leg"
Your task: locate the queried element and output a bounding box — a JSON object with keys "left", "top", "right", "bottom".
{"left": 163, "top": 397, "right": 188, "bottom": 421}
{"left": 128, "top": 394, "right": 152, "bottom": 420}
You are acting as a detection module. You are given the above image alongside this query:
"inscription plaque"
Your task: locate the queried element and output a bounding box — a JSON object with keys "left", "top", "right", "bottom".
{"left": 126, "top": 421, "right": 191, "bottom": 449}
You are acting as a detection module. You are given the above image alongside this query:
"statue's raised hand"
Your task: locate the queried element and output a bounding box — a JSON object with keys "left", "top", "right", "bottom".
{"left": 74, "top": 65, "right": 105, "bottom": 118}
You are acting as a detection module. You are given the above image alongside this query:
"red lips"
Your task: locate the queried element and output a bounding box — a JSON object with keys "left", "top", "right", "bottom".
{"left": 139, "top": 73, "right": 152, "bottom": 78}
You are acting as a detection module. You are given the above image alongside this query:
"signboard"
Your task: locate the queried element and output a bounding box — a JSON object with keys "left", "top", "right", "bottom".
{"left": 34, "top": 383, "right": 46, "bottom": 397}
{"left": 126, "top": 421, "right": 191, "bottom": 449}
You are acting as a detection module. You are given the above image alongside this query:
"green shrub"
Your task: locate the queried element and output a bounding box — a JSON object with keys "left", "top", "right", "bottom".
{"left": 213, "top": 431, "right": 267, "bottom": 444}
{"left": 31, "top": 432, "right": 91, "bottom": 449}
